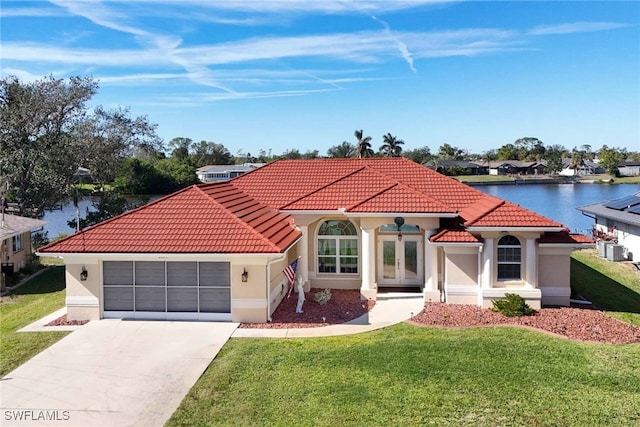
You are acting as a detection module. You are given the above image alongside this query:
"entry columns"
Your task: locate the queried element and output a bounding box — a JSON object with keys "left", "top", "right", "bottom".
{"left": 298, "top": 225, "right": 309, "bottom": 289}
{"left": 360, "top": 227, "right": 375, "bottom": 294}
{"left": 424, "top": 230, "right": 440, "bottom": 303}
{"left": 525, "top": 238, "right": 536, "bottom": 289}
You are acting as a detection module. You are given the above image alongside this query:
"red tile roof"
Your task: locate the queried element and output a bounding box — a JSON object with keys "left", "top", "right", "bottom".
{"left": 430, "top": 229, "right": 484, "bottom": 243}
{"left": 465, "top": 200, "right": 563, "bottom": 228}
{"left": 39, "top": 183, "right": 300, "bottom": 254}
{"left": 233, "top": 158, "right": 486, "bottom": 211}
{"left": 538, "top": 231, "right": 595, "bottom": 244}
{"left": 281, "top": 166, "right": 454, "bottom": 213}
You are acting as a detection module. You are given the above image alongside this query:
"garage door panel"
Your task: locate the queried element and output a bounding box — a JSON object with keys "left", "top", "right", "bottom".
{"left": 199, "top": 262, "right": 230, "bottom": 287}
{"left": 104, "top": 287, "right": 133, "bottom": 311}
{"left": 103, "top": 262, "right": 133, "bottom": 285}
{"left": 199, "top": 288, "right": 231, "bottom": 313}
{"left": 135, "top": 261, "right": 165, "bottom": 286}
{"left": 103, "top": 261, "right": 230, "bottom": 317}
{"left": 167, "top": 288, "right": 198, "bottom": 312}
{"left": 167, "top": 262, "right": 197, "bottom": 286}
{"left": 135, "top": 287, "right": 166, "bottom": 311}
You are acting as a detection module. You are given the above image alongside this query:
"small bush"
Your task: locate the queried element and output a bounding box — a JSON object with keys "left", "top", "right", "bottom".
{"left": 314, "top": 289, "right": 332, "bottom": 305}
{"left": 491, "top": 293, "right": 534, "bottom": 317}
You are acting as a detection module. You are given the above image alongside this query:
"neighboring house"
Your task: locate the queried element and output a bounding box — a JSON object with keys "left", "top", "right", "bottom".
{"left": 578, "top": 192, "right": 640, "bottom": 262}
{"left": 487, "top": 160, "right": 545, "bottom": 176}
{"left": 429, "top": 160, "right": 488, "bottom": 176}
{"left": 196, "top": 163, "right": 265, "bottom": 182}
{"left": 617, "top": 161, "right": 640, "bottom": 177}
{"left": 38, "top": 158, "right": 592, "bottom": 323}
{"left": 559, "top": 159, "right": 603, "bottom": 176}
{"left": 1, "top": 213, "right": 46, "bottom": 288}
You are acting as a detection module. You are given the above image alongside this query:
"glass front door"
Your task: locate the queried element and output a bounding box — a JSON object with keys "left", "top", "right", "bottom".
{"left": 377, "top": 236, "right": 423, "bottom": 286}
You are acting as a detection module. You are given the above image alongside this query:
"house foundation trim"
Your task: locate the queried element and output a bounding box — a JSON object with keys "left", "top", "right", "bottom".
{"left": 66, "top": 295, "right": 99, "bottom": 308}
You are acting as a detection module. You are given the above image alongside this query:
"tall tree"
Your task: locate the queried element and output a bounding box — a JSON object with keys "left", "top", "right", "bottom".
{"left": 403, "top": 146, "right": 432, "bottom": 164}
{"left": 353, "top": 129, "right": 373, "bottom": 158}
{"left": 167, "top": 137, "right": 192, "bottom": 161}
{"left": 1, "top": 75, "right": 96, "bottom": 212}
{"left": 379, "top": 133, "right": 404, "bottom": 157}
{"left": 0, "top": 75, "right": 162, "bottom": 213}
{"left": 437, "top": 143, "right": 464, "bottom": 160}
{"left": 598, "top": 145, "right": 627, "bottom": 176}
{"left": 190, "top": 140, "right": 232, "bottom": 167}
{"left": 496, "top": 143, "right": 519, "bottom": 160}
{"left": 514, "top": 137, "right": 545, "bottom": 161}
{"left": 327, "top": 141, "right": 355, "bottom": 158}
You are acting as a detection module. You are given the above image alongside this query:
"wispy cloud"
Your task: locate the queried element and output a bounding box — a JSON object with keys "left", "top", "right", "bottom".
{"left": 370, "top": 15, "right": 417, "bottom": 73}
{"left": 529, "top": 21, "right": 631, "bottom": 36}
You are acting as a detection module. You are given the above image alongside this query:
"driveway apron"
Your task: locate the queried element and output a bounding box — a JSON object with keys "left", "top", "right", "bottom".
{"left": 1, "top": 320, "right": 238, "bottom": 427}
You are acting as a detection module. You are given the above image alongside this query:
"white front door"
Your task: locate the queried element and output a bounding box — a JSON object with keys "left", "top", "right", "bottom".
{"left": 377, "top": 236, "right": 423, "bottom": 286}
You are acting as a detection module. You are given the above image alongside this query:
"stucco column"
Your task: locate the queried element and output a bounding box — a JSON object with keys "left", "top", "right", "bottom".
{"left": 482, "top": 238, "right": 493, "bottom": 289}
{"left": 525, "top": 238, "right": 536, "bottom": 289}
{"left": 360, "top": 226, "right": 375, "bottom": 291}
{"left": 424, "top": 230, "right": 440, "bottom": 303}
{"left": 298, "top": 225, "right": 309, "bottom": 287}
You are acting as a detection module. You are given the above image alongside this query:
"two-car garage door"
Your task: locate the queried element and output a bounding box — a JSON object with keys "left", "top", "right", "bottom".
{"left": 103, "top": 261, "right": 231, "bottom": 320}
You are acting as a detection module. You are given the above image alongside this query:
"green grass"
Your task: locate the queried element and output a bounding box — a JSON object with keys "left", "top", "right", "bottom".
{"left": 580, "top": 174, "right": 640, "bottom": 184}
{"left": 38, "top": 256, "right": 65, "bottom": 266}
{"left": 455, "top": 174, "right": 560, "bottom": 183}
{"left": 0, "top": 267, "right": 69, "bottom": 376}
{"left": 169, "top": 324, "right": 640, "bottom": 427}
{"left": 571, "top": 249, "right": 640, "bottom": 326}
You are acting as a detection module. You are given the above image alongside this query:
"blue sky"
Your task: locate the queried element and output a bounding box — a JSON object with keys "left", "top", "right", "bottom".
{"left": 2, "top": 1, "right": 639, "bottom": 157}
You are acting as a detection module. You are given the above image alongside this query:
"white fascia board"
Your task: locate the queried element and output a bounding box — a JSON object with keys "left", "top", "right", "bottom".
{"left": 430, "top": 242, "right": 483, "bottom": 247}
{"left": 345, "top": 212, "right": 457, "bottom": 218}
{"left": 280, "top": 210, "right": 345, "bottom": 215}
{"left": 466, "top": 226, "right": 564, "bottom": 232}
{"left": 281, "top": 209, "right": 457, "bottom": 218}
{"left": 35, "top": 252, "right": 284, "bottom": 264}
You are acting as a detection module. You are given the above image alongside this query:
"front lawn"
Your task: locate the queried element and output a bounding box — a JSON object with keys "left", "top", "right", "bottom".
{"left": 571, "top": 249, "right": 640, "bottom": 326}
{"left": 169, "top": 323, "right": 640, "bottom": 426}
{"left": 0, "top": 267, "right": 69, "bottom": 376}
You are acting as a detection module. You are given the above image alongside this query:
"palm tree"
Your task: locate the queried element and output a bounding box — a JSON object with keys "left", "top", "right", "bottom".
{"left": 379, "top": 133, "right": 404, "bottom": 157}
{"left": 353, "top": 129, "right": 373, "bottom": 158}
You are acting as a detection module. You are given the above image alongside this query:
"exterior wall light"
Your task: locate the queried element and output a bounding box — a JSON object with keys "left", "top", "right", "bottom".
{"left": 394, "top": 216, "right": 405, "bottom": 241}
{"left": 80, "top": 266, "right": 88, "bottom": 281}
{"left": 241, "top": 268, "right": 249, "bottom": 282}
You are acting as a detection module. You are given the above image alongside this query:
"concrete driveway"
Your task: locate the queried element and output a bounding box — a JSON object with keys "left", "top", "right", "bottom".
{"left": 0, "top": 320, "right": 238, "bottom": 427}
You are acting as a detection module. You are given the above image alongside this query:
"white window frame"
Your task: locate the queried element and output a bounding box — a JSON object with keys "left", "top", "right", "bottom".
{"left": 497, "top": 235, "right": 521, "bottom": 281}
{"left": 12, "top": 234, "right": 23, "bottom": 252}
{"left": 316, "top": 220, "right": 359, "bottom": 275}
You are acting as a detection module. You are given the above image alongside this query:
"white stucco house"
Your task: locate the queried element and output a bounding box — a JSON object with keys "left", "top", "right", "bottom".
{"left": 578, "top": 192, "right": 640, "bottom": 262}
{"left": 38, "top": 158, "right": 593, "bottom": 323}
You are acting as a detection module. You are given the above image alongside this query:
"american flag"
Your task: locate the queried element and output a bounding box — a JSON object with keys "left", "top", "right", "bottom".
{"left": 284, "top": 259, "right": 298, "bottom": 285}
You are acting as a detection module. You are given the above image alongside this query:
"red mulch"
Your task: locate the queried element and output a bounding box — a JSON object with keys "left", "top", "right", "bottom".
{"left": 409, "top": 303, "right": 640, "bottom": 344}
{"left": 46, "top": 315, "right": 89, "bottom": 326}
{"left": 238, "top": 288, "right": 375, "bottom": 329}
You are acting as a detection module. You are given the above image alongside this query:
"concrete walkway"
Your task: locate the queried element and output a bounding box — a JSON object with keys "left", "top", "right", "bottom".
{"left": 232, "top": 292, "right": 425, "bottom": 338}
{"left": 1, "top": 320, "right": 238, "bottom": 427}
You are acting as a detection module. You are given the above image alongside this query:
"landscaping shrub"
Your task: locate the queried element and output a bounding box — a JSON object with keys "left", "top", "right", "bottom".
{"left": 314, "top": 289, "right": 332, "bottom": 305}
{"left": 492, "top": 293, "right": 534, "bottom": 317}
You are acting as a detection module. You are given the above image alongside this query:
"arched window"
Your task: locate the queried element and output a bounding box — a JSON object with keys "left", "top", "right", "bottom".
{"left": 497, "top": 235, "right": 521, "bottom": 280}
{"left": 317, "top": 220, "right": 358, "bottom": 274}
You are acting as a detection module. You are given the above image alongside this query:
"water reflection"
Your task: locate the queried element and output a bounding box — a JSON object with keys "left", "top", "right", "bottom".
{"left": 477, "top": 183, "right": 640, "bottom": 233}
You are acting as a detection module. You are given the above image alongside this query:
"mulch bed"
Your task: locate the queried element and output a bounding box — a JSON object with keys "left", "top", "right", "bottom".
{"left": 409, "top": 303, "right": 640, "bottom": 344}
{"left": 238, "top": 288, "right": 375, "bottom": 329}
{"left": 240, "top": 289, "right": 640, "bottom": 344}
{"left": 46, "top": 315, "right": 89, "bottom": 326}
